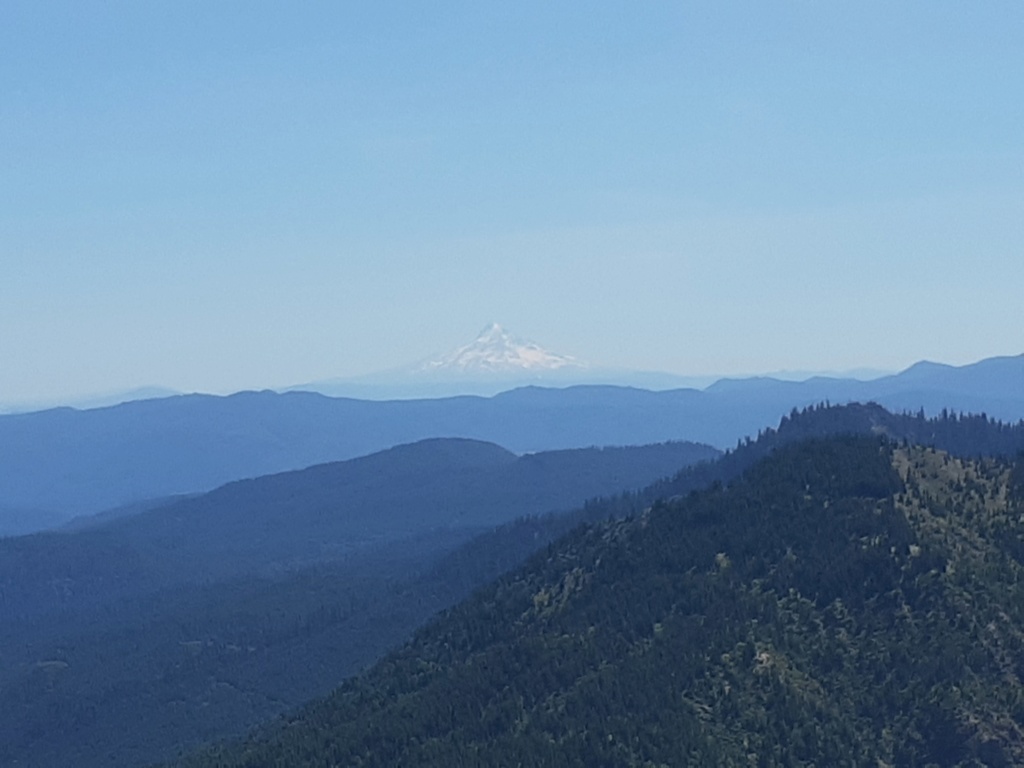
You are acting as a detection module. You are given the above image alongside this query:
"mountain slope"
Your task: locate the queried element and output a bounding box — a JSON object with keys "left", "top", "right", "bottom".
{"left": 0, "top": 438, "right": 718, "bottom": 622}
{"left": 0, "top": 437, "right": 717, "bottom": 768}
{"left": 174, "top": 436, "right": 1024, "bottom": 767}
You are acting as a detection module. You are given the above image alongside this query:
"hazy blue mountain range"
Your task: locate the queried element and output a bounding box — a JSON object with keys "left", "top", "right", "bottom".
{"left": 93, "top": 438, "right": 721, "bottom": 585}
{"left": 0, "top": 439, "right": 716, "bottom": 612}
{"left": 0, "top": 438, "right": 715, "bottom": 768}
{"left": 0, "top": 385, "right": 181, "bottom": 416}
{"left": 1, "top": 352, "right": 1021, "bottom": 534}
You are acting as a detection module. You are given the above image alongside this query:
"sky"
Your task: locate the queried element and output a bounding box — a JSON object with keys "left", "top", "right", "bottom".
{"left": 2, "top": 1, "right": 1022, "bottom": 405}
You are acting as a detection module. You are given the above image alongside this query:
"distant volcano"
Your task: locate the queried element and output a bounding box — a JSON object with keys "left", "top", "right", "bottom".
{"left": 416, "top": 323, "right": 587, "bottom": 376}
{"left": 287, "top": 324, "right": 702, "bottom": 399}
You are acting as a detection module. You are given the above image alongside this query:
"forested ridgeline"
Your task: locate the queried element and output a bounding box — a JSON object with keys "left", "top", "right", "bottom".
{"left": 366, "top": 402, "right": 1024, "bottom": 624}
{"left": 644, "top": 401, "right": 1024, "bottom": 504}
{"left": 172, "top": 435, "right": 1024, "bottom": 767}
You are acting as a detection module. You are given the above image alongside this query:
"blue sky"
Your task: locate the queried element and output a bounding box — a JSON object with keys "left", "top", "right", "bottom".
{"left": 2, "top": 2, "right": 1022, "bottom": 403}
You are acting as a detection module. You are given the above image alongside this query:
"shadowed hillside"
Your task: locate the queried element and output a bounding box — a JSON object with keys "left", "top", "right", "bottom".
{"left": 0, "top": 438, "right": 715, "bottom": 768}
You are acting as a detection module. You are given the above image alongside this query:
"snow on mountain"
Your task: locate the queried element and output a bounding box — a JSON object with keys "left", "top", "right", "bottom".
{"left": 417, "top": 323, "right": 586, "bottom": 375}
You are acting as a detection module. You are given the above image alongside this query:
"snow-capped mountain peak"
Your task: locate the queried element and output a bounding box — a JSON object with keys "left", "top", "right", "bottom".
{"left": 417, "top": 324, "right": 585, "bottom": 375}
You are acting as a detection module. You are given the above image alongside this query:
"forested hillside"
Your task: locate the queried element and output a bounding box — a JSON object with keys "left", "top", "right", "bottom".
{"left": 0, "top": 439, "right": 715, "bottom": 768}
{"left": 174, "top": 435, "right": 1024, "bottom": 767}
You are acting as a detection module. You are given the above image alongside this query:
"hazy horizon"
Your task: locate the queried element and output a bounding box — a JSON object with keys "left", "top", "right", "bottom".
{"left": 3, "top": 3, "right": 1021, "bottom": 404}
{"left": 1, "top": 315, "right": 993, "bottom": 414}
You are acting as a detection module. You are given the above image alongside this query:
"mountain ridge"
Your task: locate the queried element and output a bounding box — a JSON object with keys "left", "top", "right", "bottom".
{"left": 3, "top": 352, "right": 1023, "bottom": 533}
{"left": 171, "top": 434, "right": 1024, "bottom": 767}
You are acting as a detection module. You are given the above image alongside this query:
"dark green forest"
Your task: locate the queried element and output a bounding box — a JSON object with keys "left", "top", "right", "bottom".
{"left": 172, "top": 427, "right": 1024, "bottom": 766}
